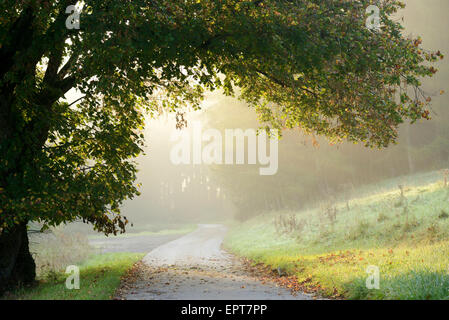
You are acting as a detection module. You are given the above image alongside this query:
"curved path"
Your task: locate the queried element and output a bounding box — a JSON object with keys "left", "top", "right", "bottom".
{"left": 118, "top": 224, "right": 313, "bottom": 300}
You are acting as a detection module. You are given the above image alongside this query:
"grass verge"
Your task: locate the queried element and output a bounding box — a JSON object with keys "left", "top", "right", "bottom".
{"left": 224, "top": 171, "right": 449, "bottom": 299}
{"left": 5, "top": 253, "right": 144, "bottom": 300}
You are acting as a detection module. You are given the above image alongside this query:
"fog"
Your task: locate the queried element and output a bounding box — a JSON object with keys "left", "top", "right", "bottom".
{"left": 71, "top": 0, "right": 449, "bottom": 232}
{"left": 14, "top": 0, "right": 449, "bottom": 303}
{"left": 122, "top": 106, "right": 237, "bottom": 229}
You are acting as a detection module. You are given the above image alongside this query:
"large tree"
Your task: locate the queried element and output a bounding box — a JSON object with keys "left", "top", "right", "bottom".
{"left": 0, "top": 0, "right": 441, "bottom": 291}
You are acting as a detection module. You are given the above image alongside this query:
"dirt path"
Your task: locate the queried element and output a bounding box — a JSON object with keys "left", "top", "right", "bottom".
{"left": 116, "top": 224, "right": 313, "bottom": 300}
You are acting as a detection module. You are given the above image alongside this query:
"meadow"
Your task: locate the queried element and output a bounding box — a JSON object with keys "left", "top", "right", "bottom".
{"left": 6, "top": 253, "right": 144, "bottom": 300}
{"left": 224, "top": 170, "right": 449, "bottom": 299}
{"left": 4, "top": 227, "right": 145, "bottom": 300}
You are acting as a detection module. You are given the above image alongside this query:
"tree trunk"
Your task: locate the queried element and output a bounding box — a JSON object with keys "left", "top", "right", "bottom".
{"left": 0, "top": 222, "right": 36, "bottom": 295}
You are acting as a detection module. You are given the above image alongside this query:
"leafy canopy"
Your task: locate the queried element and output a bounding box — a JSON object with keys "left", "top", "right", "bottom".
{"left": 0, "top": 0, "right": 441, "bottom": 234}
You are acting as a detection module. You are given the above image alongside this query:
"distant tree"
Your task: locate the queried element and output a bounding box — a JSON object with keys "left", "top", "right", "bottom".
{"left": 0, "top": 0, "right": 441, "bottom": 291}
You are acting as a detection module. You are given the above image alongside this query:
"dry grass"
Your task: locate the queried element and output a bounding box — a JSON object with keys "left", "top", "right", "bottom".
{"left": 29, "top": 228, "right": 95, "bottom": 279}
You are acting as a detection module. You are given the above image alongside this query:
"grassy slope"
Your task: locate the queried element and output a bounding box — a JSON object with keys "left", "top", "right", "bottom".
{"left": 8, "top": 253, "right": 144, "bottom": 300}
{"left": 224, "top": 171, "right": 449, "bottom": 299}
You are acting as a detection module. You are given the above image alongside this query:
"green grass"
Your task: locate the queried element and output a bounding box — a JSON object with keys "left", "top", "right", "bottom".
{"left": 10, "top": 222, "right": 196, "bottom": 300}
{"left": 224, "top": 170, "right": 449, "bottom": 299}
{"left": 7, "top": 253, "right": 144, "bottom": 300}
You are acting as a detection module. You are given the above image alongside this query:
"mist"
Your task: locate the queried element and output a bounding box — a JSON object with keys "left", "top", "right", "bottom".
{"left": 6, "top": 0, "right": 449, "bottom": 302}
{"left": 109, "top": 0, "right": 449, "bottom": 228}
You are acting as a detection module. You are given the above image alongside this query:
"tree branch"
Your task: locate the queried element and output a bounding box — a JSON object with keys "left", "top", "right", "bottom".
{"left": 254, "top": 68, "right": 318, "bottom": 98}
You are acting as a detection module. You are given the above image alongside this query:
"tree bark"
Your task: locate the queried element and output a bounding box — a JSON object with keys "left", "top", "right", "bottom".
{"left": 0, "top": 222, "right": 36, "bottom": 295}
